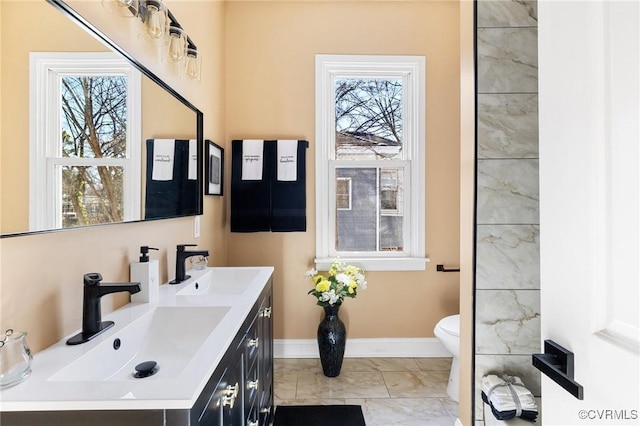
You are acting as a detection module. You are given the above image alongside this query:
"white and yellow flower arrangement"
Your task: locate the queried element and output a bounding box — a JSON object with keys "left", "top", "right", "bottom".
{"left": 306, "top": 260, "right": 367, "bottom": 307}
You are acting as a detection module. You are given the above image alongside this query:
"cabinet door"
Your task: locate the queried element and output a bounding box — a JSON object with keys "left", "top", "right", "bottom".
{"left": 222, "top": 350, "right": 244, "bottom": 426}
{"left": 198, "top": 369, "right": 227, "bottom": 426}
{"left": 199, "top": 356, "right": 243, "bottom": 425}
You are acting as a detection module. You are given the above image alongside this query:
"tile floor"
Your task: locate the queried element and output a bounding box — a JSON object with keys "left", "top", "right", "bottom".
{"left": 274, "top": 357, "right": 459, "bottom": 426}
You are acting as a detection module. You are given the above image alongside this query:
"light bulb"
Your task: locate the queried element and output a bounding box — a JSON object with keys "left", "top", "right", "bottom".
{"left": 185, "top": 49, "right": 199, "bottom": 79}
{"left": 144, "top": 1, "right": 164, "bottom": 39}
{"left": 168, "top": 27, "right": 185, "bottom": 62}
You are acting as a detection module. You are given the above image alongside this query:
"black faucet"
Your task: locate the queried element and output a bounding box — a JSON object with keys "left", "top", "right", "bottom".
{"left": 170, "top": 244, "right": 209, "bottom": 284}
{"left": 66, "top": 273, "right": 141, "bottom": 345}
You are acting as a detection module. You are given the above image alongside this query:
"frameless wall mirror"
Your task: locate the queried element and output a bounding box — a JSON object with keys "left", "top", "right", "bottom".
{"left": 0, "top": 0, "right": 203, "bottom": 238}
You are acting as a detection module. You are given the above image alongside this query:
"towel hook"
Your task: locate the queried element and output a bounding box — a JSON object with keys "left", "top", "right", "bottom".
{"left": 436, "top": 264, "right": 460, "bottom": 273}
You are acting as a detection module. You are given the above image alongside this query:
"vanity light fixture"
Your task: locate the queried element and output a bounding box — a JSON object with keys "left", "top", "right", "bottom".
{"left": 104, "top": 0, "right": 202, "bottom": 80}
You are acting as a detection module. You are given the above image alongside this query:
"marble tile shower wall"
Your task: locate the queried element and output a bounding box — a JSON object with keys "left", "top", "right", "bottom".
{"left": 475, "top": 0, "right": 540, "bottom": 422}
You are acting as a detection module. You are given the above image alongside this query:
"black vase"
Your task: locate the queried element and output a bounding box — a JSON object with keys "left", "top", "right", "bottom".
{"left": 317, "top": 303, "right": 346, "bottom": 377}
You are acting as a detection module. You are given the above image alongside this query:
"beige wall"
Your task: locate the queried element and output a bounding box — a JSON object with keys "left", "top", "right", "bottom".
{"left": 224, "top": 1, "right": 461, "bottom": 341}
{"left": 0, "top": 0, "right": 227, "bottom": 353}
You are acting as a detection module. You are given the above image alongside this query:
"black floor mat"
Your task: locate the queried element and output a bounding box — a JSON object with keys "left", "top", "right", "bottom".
{"left": 273, "top": 405, "right": 366, "bottom": 426}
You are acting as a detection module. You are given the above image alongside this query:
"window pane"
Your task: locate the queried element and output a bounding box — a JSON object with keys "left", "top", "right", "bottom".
{"left": 335, "top": 78, "right": 403, "bottom": 160}
{"left": 380, "top": 169, "right": 397, "bottom": 210}
{"left": 380, "top": 214, "right": 404, "bottom": 252}
{"left": 61, "top": 75, "right": 128, "bottom": 159}
{"left": 336, "top": 168, "right": 377, "bottom": 251}
{"left": 379, "top": 167, "right": 404, "bottom": 251}
{"left": 62, "top": 165, "right": 123, "bottom": 228}
{"left": 336, "top": 177, "right": 351, "bottom": 210}
{"left": 380, "top": 168, "right": 404, "bottom": 213}
{"left": 335, "top": 167, "right": 404, "bottom": 253}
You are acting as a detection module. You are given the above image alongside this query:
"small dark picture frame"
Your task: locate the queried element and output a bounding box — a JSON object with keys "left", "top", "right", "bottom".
{"left": 205, "top": 140, "right": 224, "bottom": 196}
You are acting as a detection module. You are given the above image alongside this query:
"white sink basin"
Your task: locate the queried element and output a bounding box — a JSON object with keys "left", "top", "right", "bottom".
{"left": 48, "top": 306, "right": 230, "bottom": 382}
{"left": 177, "top": 267, "right": 263, "bottom": 296}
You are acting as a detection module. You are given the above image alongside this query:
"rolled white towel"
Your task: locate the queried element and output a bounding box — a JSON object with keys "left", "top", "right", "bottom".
{"left": 481, "top": 374, "right": 538, "bottom": 418}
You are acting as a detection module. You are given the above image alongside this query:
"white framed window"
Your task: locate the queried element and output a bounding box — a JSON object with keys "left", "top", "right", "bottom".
{"left": 315, "top": 55, "right": 427, "bottom": 271}
{"left": 29, "top": 52, "right": 141, "bottom": 231}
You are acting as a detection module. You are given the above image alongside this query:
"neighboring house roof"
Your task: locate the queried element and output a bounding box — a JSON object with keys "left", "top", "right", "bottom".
{"left": 336, "top": 131, "right": 400, "bottom": 147}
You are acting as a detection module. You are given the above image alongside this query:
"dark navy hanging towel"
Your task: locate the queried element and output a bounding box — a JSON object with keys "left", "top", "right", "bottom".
{"left": 230, "top": 139, "right": 307, "bottom": 232}
{"left": 145, "top": 139, "right": 198, "bottom": 220}
{"left": 230, "top": 140, "right": 272, "bottom": 232}
{"left": 271, "top": 140, "right": 307, "bottom": 232}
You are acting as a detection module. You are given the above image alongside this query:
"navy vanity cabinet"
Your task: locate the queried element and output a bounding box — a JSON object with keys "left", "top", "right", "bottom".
{"left": 191, "top": 278, "right": 273, "bottom": 426}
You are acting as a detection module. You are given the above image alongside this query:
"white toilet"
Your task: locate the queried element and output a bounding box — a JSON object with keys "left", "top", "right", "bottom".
{"left": 434, "top": 314, "right": 460, "bottom": 402}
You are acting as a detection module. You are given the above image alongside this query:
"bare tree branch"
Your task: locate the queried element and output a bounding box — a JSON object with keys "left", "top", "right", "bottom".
{"left": 335, "top": 79, "right": 403, "bottom": 158}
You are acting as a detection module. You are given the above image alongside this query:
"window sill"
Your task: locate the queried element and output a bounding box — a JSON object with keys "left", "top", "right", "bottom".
{"left": 314, "top": 257, "right": 429, "bottom": 272}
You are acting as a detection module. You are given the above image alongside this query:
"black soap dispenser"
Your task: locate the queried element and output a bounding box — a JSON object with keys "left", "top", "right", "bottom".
{"left": 130, "top": 246, "right": 159, "bottom": 303}
{"left": 138, "top": 245, "right": 158, "bottom": 262}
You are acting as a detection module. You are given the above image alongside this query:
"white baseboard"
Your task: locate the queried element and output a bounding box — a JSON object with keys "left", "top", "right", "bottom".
{"left": 274, "top": 337, "right": 451, "bottom": 358}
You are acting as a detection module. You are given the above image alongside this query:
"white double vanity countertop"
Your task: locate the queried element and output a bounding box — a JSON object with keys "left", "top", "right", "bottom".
{"left": 0, "top": 266, "right": 274, "bottom": 412}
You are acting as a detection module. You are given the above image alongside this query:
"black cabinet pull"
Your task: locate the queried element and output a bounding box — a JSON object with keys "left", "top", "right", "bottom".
{"left": 532, "top": 340, "right": 584, "bottom": 400}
